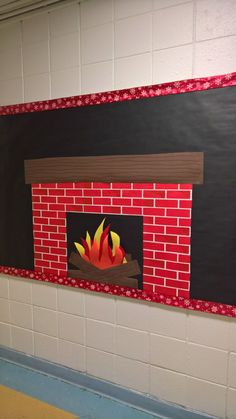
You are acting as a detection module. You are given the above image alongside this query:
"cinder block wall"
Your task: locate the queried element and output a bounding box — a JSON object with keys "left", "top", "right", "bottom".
{"left": 0, "top": 1, "right": 236, "bottom": 417}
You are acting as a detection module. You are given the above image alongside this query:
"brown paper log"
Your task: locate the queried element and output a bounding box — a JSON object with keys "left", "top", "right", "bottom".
{"left": 68, "top": 269, "right": 138, "bottom": 289}
{"left": 69, "top": 252, "right": 141, "bottom": 278}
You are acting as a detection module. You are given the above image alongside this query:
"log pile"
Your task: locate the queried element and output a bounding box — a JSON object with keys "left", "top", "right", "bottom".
{"left": 68, "top": 251, "right": 140, "bottom": 288}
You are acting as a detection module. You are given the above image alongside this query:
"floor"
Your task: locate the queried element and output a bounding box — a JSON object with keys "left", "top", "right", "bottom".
{"left": 0, "top": 384, "right": 77, "bottom": 419}
{"left": 0, "top": 358, "right": 161, "bottom": 419}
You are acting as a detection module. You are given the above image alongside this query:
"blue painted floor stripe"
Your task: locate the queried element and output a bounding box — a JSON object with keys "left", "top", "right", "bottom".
{"left": 0, "top": 359, "right": 161, "bottom": 419}
{"left": 0, "top": 347, "right": 216, "bottom": 419}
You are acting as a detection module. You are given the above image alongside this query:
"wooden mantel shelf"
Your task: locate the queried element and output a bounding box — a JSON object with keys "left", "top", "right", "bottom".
{"left": 24, "top": 152, "right": 204, "bottom": 185}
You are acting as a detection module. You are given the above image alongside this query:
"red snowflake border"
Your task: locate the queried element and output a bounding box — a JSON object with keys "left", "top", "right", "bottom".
{"left": 0, "top": 265, "right": 235, "bottom": 317}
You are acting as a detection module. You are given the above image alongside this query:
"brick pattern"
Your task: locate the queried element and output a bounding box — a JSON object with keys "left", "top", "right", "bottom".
{"left": 31, "top": 182, "right": 192, "bottom": 298}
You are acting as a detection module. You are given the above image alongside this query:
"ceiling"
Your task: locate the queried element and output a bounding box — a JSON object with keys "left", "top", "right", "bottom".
{"left": 0, "top": 0, "right": 79, "bottom": 21}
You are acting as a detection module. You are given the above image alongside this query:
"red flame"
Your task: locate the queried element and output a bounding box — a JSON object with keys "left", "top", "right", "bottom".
{"left": 74, "top": 219, "right": 127, "bottom": 269}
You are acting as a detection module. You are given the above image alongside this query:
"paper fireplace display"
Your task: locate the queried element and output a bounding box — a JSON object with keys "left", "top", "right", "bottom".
{"left": 2, "top": 71, "right": 236, "bottom": 316}
{"left": 24, "top": 152, "right": 203, "bottom": 298}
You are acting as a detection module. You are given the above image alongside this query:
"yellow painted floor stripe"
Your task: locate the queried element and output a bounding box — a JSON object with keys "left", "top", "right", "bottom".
{"left": 0, "top": 385, "right": 78, "bottom": 419}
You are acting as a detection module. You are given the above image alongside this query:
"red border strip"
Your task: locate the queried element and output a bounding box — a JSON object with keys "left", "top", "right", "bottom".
{"left": 0, "top": 71, "right": 236, "bottom": 317}
{"left": 0, "top": 71, "right": 235, "bottom": 116}
{"left": 1, "top": 265, "right": 235, "bottom": 317}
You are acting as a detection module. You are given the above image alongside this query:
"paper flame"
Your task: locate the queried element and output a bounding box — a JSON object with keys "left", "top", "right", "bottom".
{"left": 74, "top": 218, "right": 127, "bottom": 269}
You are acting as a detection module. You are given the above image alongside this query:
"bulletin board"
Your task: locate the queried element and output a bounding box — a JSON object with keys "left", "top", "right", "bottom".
{"left": 0, "top": 71, "right": 236, "bottom": 317}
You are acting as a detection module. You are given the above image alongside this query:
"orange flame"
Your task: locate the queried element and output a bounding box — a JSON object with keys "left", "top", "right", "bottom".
{"left": 74, "top": 218, "right": 127, "bottom": 269}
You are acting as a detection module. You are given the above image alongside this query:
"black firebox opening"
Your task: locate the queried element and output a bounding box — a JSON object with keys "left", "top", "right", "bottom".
{"left": 67, "top": 212, "right": 143, "bottom": 289}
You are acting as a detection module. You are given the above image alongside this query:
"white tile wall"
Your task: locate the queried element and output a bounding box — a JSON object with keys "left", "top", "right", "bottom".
{"left": 9, "top": 278, "right": 31, "bottom": 304}
{"left": 49, "top": 4, "right": 79, "bottom": 37}
{"left": 51, "top": 67, "right": 80, "bottom": 99}
{"left": 81, "top": 23, "right": 113, "bottom": 64}
{"left": 58, "top": 312, "right": 85, "bottom": 345}
{"left": 153, "top": 0, "right": 191, "bottom": 9}
{"left": 152, "top": 3, "right": 193, "bottom": 50}
{"left": 114, "top": 0, "right": 152, "bottom": 20}
{"left": 85, "top": 293, "right": 115, "bottom": 323}
{"left": 148, "top": 304, "right": 186, "bottom": 339}
{"left": 115, "top": 326, "right": 149, "bottom": 362}
{"left": 187, "top": 343, "right": 228, "bottom": 385}
{"left": 58, "top": 339, "right": 86, "bottom": 371}
{"left": 150, "top": 334, "right": 187, "bottom": 373}
{"left": 0, "top": 77, "right": 23, "bottom": 106}
{"left": 0, "top": 276, "right": 9, "bottom": 298}
{"left": 11, "top": 326, "right": 34, "bottom": 355}
{"left": 23, "top": 41, "right": 49, "bottom": 76}
{"left": 0, "top": 22, "right": 21, "bottom": 50}
{"left": 115, "top": 355, "right": 149, "bottom": 393}
{"left": 0, "top": 1, "right": 236, "bottom": 417}
{"left": 32, "top": 282, "right": 57, "bottom": 309}
{"left": 229, "top": 320, "right": 236, "bottom": 352}
{"left": 114, "top": 53, "right": 152, "bottom": 89}
{"left": 115, "top": 13, "right": 152, "bottom": 58}
{"left": 34, "top": 332, "right": 58, "bottom": 362}
{"left": 58, "top": 287, "right": 85, "bottom": 317}
{"left": 150, "top": 366, "right": 187, "bottom": 406}
{"left": 228, "top": 353, "right": 236, "bottom": 388}
{"left": 227, "top": 388, "right": 236, "bottom": 419}
{"left": 81, "top": 61, "right": 113, "bottom": 94}
{"left": 194, "top": 35, "right": 236, "bottom": 77}
{"left": 81, "top": 0, "right": 113, "bottom": 28}
{"left": 9, "top": 301, "right": 32, "bottom": 329}
{"left": 87, "top": 347, "right": 114, "bottom": 382}
{"left": 33, "top": 307, "right": 58, "bottom": 337}
{"left": 22, "top": 13, "right": 49, "bottom": 44}
{"left": 116, "top": 298, "right": 150, "bottom": 331}
{"left": 86, "top": 319, "right": 114, "bottom": 353}
{"left": 0, "top": 298, "right": 10, "bottom": 323}
{"left": 50, "top": 33, "right": 80, "bottom": 71}
{"left": 0, "top": 48, "right": 22, "bottom": 80}
{"left": 152, "top": 44, "right": 193, "bottom": 84}
{"left": 196, "top": 0, "right": 236, "bottom": 41}
{"left": 188, "top": 311, "right": 230, "bottom": 350}
{"left": 24, "top": 73, "right": 50, "bottom": 102}
{"left": 0, "top": 322, "right": 11, "bottom": 347}
{"left": 186, "top": 377, "right": 226, "bottom": 418}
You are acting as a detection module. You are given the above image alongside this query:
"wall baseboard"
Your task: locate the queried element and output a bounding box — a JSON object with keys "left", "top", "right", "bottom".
{"left": 0, "top": 345, "right": 215, "bottom": 419}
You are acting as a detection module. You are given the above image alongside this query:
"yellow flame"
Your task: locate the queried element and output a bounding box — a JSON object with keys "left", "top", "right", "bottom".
{"left": 94, "top": 218, "right": 105, "bottom": 245}
{"left": 74, "top": 218, "right": 127, "bottom": 264}
{"left": 74, "top": 242, "right": 85, "bottom": 257}
{"left": 110, "top": 231, "right": 120, "bottom": 255}
{"left": 111, "top": 230, "right": 127, "bottom": 264}
{"left": 86, "top": 231, "right": 92, "bottom": 249}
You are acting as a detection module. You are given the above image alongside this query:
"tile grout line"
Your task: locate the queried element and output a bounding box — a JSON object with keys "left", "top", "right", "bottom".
{"left": 225, "top": 319, "right": 231, "bottom": 418}
{"left": 111, "top": 0, "right": 115, "bottom": 90}
{"left": 192, "top": 0, "right": 197, "bottom": 78}
{"left": 47, "top": 11, "right": 52, "bottom": 100}
{"left": 78, "top": 0, "right": 82, "bottom": 95}
{"left": 19, "top": 19, "right": 25, "bottom": 103}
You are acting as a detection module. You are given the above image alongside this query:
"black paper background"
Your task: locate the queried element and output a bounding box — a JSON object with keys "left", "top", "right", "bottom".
{"left": 0, "top": 85, "right": 236, "bottom": 304}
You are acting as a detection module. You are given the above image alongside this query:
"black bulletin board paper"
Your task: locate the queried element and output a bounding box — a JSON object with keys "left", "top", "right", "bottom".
{"left": 0, "top": 84, "right": 236, "bottom": 305}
